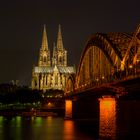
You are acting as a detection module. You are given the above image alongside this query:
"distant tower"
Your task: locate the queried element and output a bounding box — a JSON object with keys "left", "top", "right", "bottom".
{"left": 55, "top": 25, "right": 67, "bottom": 66}
{"left": 38, "top": 25, "right": 51, "bottom": 66}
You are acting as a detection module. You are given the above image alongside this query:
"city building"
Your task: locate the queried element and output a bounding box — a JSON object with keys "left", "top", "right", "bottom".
{"left": 31, "top": 25, "right": 75, "bottom": 92}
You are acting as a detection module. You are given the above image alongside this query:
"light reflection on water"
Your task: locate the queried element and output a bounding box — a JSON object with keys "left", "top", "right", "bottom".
{"left": 0, "top": 116, "right": 93, "bottom": 140}
{"left": 63, "top": 120, "right": 75, "bottom": 140}
{"left": 0, "top": 98, "right": 140, "bottom": 139}
{"left": 65, "top": 97, "right": 140, "bottom": 139}
{"left": 99, "top": 98, "right": 140, "bottom": 139}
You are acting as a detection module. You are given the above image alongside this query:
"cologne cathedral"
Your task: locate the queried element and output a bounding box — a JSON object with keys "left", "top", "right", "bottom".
{"left": 31, "top": 25, "right": 75, "bottom": 92}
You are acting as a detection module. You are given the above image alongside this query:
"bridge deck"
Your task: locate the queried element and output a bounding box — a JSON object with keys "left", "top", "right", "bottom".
{"left": 65, "top": 77, "right": 140, "bottom": 100}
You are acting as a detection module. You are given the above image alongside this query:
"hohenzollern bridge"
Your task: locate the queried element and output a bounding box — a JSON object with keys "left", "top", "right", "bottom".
{"left": 65, "top": 24, "right": 140, "bottom": 97}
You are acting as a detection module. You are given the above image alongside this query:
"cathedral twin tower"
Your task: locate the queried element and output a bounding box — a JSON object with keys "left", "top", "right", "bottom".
{"left": 39, "top": 25, "right": 67, "bottom": 67}
{"left": 32, "top": 25, "right": 75, "bottom": 92}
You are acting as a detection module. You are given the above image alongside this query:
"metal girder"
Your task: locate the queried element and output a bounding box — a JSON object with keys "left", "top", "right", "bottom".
{"left": 120, "top": 24, "right": 140, "bottom": 70}
{"left": 67, "top": 26, "right": 140, "bottom": 93}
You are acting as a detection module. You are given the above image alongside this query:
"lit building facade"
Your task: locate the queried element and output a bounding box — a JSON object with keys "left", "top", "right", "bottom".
{"left": 31, "top": 25, "right": 75, "bottom": 92}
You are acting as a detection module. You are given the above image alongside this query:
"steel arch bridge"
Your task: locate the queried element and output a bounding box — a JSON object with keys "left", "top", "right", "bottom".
{"left": 65, "top": 24, "right": 140, "bottom": 95}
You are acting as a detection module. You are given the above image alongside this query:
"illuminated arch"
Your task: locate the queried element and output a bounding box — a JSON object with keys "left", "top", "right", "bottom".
{"left": 65, "top": 25, "right": 139, "bottom": 94}
{"left": 75, "top": 33, "right": 124, "bottom": 90}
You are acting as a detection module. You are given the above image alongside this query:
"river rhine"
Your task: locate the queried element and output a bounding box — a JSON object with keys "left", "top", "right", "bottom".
{"left": 0, "top": 97, "right": 140, "bottom": 140}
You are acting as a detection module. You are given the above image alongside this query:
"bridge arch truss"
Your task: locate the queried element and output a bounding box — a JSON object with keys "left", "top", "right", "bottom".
{"left": 65, "top": 24, "right": 140, "bottom": 94}
{"left": 75, "top": 33, "right": 124, "bottom": 90}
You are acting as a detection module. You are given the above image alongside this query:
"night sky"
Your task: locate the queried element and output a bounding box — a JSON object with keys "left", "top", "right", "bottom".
{"left": 0, "top": 0, "right": 139, "bottom": 86}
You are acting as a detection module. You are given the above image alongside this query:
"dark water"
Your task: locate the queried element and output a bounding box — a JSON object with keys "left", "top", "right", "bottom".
{"left": 0, "top": 98, "right": 140, "bottom": 140}
{"left": 0, "top": 116, "right": 94, "bottom": 140}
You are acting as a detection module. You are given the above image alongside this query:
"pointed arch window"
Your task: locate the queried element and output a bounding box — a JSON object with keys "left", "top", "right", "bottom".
{"left": 59, "top": 56, "right": 63, "bottom": 63}
{"left": 44, "top": 56, "right": 46, "bottom": 62}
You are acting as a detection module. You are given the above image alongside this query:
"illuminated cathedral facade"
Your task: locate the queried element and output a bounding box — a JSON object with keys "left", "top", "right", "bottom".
{"left": 31, "top": 25, "right": 75, "bottom": 92}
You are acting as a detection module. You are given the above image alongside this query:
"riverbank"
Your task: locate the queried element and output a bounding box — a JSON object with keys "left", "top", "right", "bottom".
{"left": 0, "top": 108, "right": 65, "bottom": 117}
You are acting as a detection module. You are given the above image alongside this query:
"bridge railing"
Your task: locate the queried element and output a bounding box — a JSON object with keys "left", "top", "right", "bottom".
{"left": 73, "top": 67, "right": 140, "bottom": 94}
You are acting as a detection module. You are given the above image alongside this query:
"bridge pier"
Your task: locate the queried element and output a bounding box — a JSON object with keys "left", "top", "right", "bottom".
{"left": 72, "top": 97, "right": 99, "bottom": 120}
{"left": 65, "top": 96, "right": 99, "bottom": 120}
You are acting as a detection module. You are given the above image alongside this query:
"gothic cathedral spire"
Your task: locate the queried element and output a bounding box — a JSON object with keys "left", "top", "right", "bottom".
{"left": 38, "top": 25, "right": 51, "bottom": 66}
{"left": 56, "top": 24, "right": 64, "bottom": 50}
{"left": 56, "top": 25, "right": 67, "bottom": 66}
{"left": 41, "top": 25, "right": 49, "bottom": 51}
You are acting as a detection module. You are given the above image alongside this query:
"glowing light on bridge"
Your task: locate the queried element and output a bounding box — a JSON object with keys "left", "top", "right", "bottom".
{"left": 65, "top": 100, "right": 72, "bottom": 118}
{"left": 99, "top": 97, "right": 116, "bottom": 139}
{"left": 129, "top": 65, "right": 133, "bottom": 69}
{"left": 64, "top": 24, "right": 140, "bottom": 100}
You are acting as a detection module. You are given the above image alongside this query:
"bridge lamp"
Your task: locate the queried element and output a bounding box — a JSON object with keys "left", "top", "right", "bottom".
{"left": 129, "top": 65, "right": 133, "bottom": 69}
{"left": 96, "top": 78, "right": 99, "bottom": 81}
{"left": 102, "top": 76, "right": 105, "bottom": 79}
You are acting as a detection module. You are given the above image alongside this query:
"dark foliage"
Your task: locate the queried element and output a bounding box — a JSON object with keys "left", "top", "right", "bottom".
{"left": 0, "top": 84, "right": 42, "bottom": 104}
